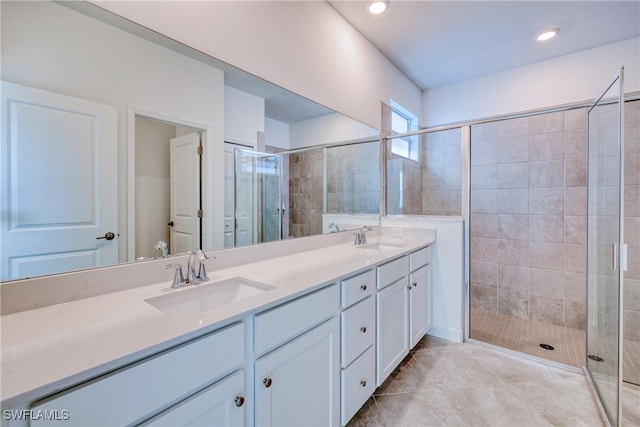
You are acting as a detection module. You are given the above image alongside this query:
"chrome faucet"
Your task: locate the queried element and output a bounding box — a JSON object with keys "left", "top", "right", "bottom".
{"left": 354, "top": 225, "right": 373, "bottom": 246}
{"left": 164, "top": 249, "right": 213, "bottom": 289}
{"left": 155, "top": 240, "right": 168, "bottom": 258}
{"left": 329, "top": 223, "right": 341, "bottom": 233}
{"left": 187, "top": 249, "right": 211, "bottom": 284}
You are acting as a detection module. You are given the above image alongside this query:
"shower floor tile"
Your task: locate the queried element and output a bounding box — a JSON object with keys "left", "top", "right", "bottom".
{"left": 471, "top": 307, "right": 640, "bottom": 387}
{"left": 470, "top": 307, "right": 586, "bottom": 367}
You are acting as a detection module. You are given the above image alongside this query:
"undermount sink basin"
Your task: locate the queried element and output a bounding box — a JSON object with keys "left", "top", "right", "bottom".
{"left": 357, "top": 242, "right": 404, "bottom": 252}
{"left": 146, "top": 277, "right": 275, "bottom": 316}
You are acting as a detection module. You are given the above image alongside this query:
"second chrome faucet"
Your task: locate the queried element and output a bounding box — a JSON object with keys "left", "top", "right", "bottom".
{"left": 164, "top": 249, "right": 212, "bottom": 288}
{"left": 354, "top": 225, "right": 373, "bottom": 246}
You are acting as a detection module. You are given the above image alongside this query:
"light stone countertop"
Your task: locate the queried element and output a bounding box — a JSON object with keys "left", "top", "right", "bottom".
{"left": 0, "top": 234, "right": 433, "bottom": 407}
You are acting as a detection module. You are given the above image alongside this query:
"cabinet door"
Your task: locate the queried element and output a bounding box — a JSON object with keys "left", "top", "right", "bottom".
{"left": 409, "top": 264, "right": 432, "bottom": 349}
{"left": 376, "top": 277, "right": 409, "bottom": 386}
{"left": 255, "top": 317, "right": 340, "bottom": 427}
{"left": 141, "top": 370, "right": 245, "bottom": 426}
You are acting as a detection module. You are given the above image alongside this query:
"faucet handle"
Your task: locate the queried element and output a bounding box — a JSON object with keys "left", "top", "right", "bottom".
{"left": 196, "top": 250, "right": 214, "bottom": 282}
{"left": 163, "top": 264, "right": 186, "bottom": 288}
{"left": 198, "top": 262, "right": 209, "bottom": 282}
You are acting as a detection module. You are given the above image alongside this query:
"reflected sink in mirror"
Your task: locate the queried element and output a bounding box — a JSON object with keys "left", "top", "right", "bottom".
{"left": 356, "top": 242, "right": 405, "bottom": 252}
{"left": 146, "top": 277, "right": 275, "bottom": 316}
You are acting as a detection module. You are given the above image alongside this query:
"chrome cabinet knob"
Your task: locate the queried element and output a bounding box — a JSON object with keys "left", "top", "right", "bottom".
{"left": 360, "top": 284, "right": 367, "bottom": 291}
{"left": 263, "top": 377, "right": 272, "bottom": 388}
{"left": 360, "top": 380, "right": 367, "bottom": 387}
{"left": 412, "top": 282, "right": 417, "bottom": 287}
{"left": 360, "top": 326, "right": 367, "bottom": 333}
{"left": 234, "top": 395, "right": 245, "bottom": 407}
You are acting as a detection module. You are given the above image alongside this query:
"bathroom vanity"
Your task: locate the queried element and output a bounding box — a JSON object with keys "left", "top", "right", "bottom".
{"left": 0, "top": 228, "right": 434, "bottom": 426}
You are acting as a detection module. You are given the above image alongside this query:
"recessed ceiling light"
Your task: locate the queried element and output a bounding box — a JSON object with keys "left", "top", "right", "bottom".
{"left": 537, "top": 28, "right": 559, "bottom": 42}
{"left": 368, "top": 1, "right": 389, "bottom": 14}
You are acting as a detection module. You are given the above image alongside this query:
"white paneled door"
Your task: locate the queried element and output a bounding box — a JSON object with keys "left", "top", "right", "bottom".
{"left": 0, "top": 81, "right": 118, "bottom": 281}
{"left": 169, "top": 132, "right": 201, "bottom": 254}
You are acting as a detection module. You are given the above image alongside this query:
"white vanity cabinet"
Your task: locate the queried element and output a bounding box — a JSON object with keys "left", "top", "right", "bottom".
{"left": 339, "top": 269, "right": 376, "bottom": 425}
{"left": 376, "top": 245, "right": 433, "bottom": 386}
{"left": 30, "top": 322, "right": 245, "bottom": 427}
{"left": 254, "top": 284, "right": 340, "bottom": 427}
{"left": 140, "top": 370, "right": 246, "bottom": 426}
{"left": 409, "top": 257, "right": 432, "bottom": 348}
{"left": 376, "top": 269, "right": 410, "bottom": 386}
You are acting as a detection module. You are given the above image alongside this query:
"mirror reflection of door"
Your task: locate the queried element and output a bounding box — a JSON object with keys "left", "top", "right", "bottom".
{"left": 0, "top": 82, "right": 118, "bottom": 281}
{"left": 134, "top": 116, "right": 202, "bottom": 259}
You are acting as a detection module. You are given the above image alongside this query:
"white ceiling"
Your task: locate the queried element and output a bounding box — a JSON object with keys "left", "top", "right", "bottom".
{"left": 329, "top": 0, "right": 640, "bottom": 89}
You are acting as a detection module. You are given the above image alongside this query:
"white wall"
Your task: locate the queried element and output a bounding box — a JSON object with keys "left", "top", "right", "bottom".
{"left": 265, "top": 118, "right": 290, "bottom": 150}
{"left": 423, "top": 37, "right": 640, "bottom": 126}
{"left": 92, "top": 0, "right": 422, "bottom": 130}
{"left": 1, "top": 1, "right": 225, "bottom": 258}
{"left": 381, "top": 217, "right": 465, "bottom": 343}
{"left": 289, "top": 113, "right": 379, "bottom": 149}
{"left": 224, "top": 86, "right": 265, "bottom": 146}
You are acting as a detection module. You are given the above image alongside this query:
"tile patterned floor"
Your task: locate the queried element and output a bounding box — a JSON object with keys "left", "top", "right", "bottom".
{"left": 348, "top": 336, "right": 610, "bottom": 426}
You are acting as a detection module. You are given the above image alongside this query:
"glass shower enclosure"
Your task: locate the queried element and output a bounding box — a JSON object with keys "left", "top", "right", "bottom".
{"left": 233, "top": 149, "right": 283, "bottom": 247}
{"left": 586, "top": 67, "right": 625, "bottom": 426}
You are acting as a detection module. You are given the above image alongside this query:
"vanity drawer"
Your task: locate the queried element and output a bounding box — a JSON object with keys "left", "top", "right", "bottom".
{"left": 410, "top": 245, "right": 432, "bottom": 272}
{"left": 31, "top": 322, "right": 244, "bottom": 427}
{"left": 254, "top": 284, "right": 339, "bottom": 355}
{"left": 341, "top": 346, "right": 375, "bottom": 426}
{"left": 377, "top": 255, "right": 409, "bottom": 289}
{"left": 341, "top": 295, "right": 375, "bottom": 367}
{"left": 341, "top": 269, "right": 375, "bottom": 308}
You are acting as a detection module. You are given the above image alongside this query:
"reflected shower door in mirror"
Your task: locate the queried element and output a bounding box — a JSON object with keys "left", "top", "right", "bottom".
{"left": 0, "top": 0, "right": 379, "bottom": 282}
{"left": 229, "top": 148, "right": 283, "bottom": 248}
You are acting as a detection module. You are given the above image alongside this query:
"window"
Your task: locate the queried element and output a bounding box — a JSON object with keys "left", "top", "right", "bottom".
{"left": 390, "top": 101, "right": 419, "bottom": 161}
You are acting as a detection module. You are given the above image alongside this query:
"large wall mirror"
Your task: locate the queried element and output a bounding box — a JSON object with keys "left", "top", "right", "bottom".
{"left": 0, "top": 0, "right": 380, "bottom": 282}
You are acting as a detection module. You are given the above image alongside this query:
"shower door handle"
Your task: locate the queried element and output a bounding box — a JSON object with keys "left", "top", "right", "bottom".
{"left": 612, "top": 243, "right": 628, "bottom": 272}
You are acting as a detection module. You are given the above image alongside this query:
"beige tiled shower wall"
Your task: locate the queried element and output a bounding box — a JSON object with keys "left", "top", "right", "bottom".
{"left": 470, "top": 108, "right": 590, "bottom": 329}
{"left": 387, "top": 128, "right": 462, "bottom": 216}
{"left": 326, "top": 142, "right": 380, "bottom": 215}
{"left": 289, "top": 142, "right": 380, "bottom": 238}
{"left": 288, "top": 149, "right": 324, "bottom": 238}
{"left": 624, "top": 100, "right": 640, "bottom": 348}
{"left": 470, "top": 100, "right": 640, "bottom": 335}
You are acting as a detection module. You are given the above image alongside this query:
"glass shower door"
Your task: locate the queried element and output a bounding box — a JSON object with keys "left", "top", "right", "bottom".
{"left": 234, "top": 149, "right": 282, "bottom": 246}
{"left": 586, "top": 68, "right": 625, "bottom": 426}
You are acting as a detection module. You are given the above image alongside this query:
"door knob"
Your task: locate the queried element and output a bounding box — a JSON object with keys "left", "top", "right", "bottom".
{"left": 234, "top": 395, "right": 245, "bottom": 407}
{"left": 96, "top": 232, "right": 115, "bottom": 240}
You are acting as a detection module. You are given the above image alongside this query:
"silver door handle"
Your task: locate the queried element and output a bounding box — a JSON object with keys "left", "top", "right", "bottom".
{"left": 96, "top": 232, "right": 116, "bottom": 240}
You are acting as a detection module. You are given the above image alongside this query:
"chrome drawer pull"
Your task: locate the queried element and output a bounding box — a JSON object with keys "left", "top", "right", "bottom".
{"left": 234, "top": 396, "right": 245, "bottom": 407}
